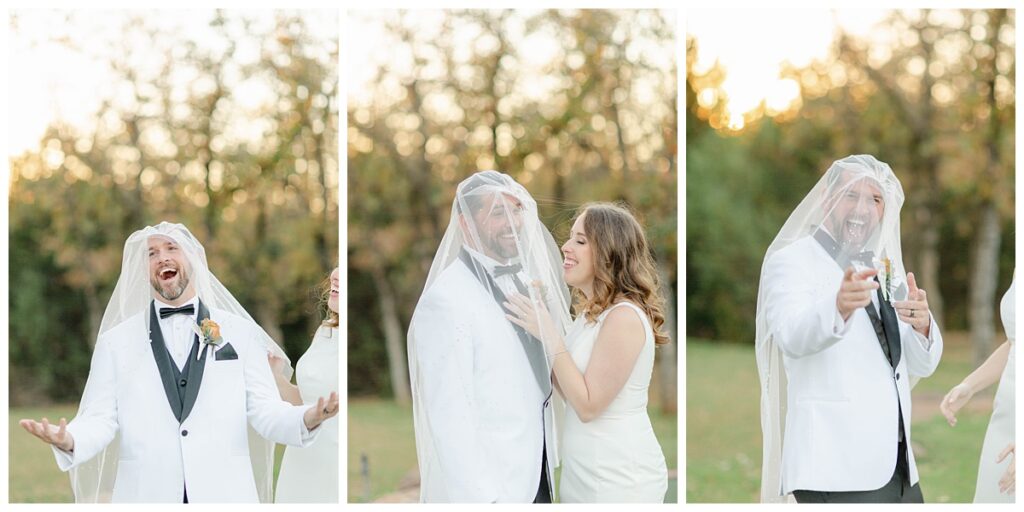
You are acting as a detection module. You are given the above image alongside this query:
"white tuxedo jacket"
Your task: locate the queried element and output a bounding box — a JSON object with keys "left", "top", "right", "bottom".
{"left": 53, "top": 304, "right": 316, "bottom": 503}
{"left": 762, "top": 236, "right": 942, "bottom": 495}
{"left": 409, "top": 258, "right": 556, "bottom": 503}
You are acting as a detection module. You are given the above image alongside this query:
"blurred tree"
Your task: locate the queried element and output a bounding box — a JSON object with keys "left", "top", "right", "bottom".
{"left": 8, "top": 10, "right": 339, "bottom": 404}
{"left": 685, "top": 9, "right": 1015, "bottom": 353}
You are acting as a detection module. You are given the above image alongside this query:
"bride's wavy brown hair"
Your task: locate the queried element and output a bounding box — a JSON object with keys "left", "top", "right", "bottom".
{"left": 574, "top": 203, "right": 669, "bottom": 346}
{"left": 316, "top": 271, "right": 339, "bottom": 328}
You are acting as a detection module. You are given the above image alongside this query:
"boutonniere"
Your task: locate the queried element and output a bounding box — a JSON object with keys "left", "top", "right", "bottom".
{"left": 878, "top": 257, "right": 892, "bottom": 303}
{"left": 192, "top": 318, "right": 224, "bottom": 360}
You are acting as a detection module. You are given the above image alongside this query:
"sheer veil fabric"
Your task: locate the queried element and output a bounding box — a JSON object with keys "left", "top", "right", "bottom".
{"left": 69, "top": 222, "right": 292, "bottom": 503}
{"left": 407, "top": 171, "right": 572, "bottom": 501}
{"left": 755, "top": 155, "right": 907, "bottom": 502}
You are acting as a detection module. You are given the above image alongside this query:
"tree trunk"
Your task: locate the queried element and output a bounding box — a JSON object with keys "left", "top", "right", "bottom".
{"left": 655, "top": 264, "right": 677, "bottom": 414}
{"left": 371, "top": 265, "right": 411, "bottom": 405}
{"left": 84, "top": 283, "right": 103, "bottom": 349}
{"left": 256, "top": 303, "right": 285, "bottom": 351}
{"left": 969, "top": 9, "right": 1008, "bottom": 367}
{"left": 969, "top": 204, "right": 1001, "bottom": 366}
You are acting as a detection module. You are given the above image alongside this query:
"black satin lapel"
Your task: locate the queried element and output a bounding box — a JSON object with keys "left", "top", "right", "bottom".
{"left": 878, "top": 286, "right": 902, "bottom": 369}
{"left": 457, "top": 250, "right": 550, "bottom": 394}
{"left": 180, "top": 300, "right": 210, "bottom": 423}
{"left": 148, "top": 302, "right": 183, "bottom": 422}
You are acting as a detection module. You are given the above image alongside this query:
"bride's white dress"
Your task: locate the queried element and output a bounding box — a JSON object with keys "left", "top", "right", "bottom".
{"left": 974, "top": 273, "right": 1015, "bottom": 503}
{"left": 558, "top": 301, "right": 668, "bottom": 503}
{"left": 275, "top": 325, "right": 339, "bottom": 503}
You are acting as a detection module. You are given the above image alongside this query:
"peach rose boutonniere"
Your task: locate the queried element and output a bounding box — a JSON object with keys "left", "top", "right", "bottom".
{"left": 192, "top": 318, "right": 224, "bottom": 360}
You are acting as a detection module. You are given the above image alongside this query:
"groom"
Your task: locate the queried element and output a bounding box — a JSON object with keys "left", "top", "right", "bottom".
{"left": 760, "top": 156, "right": 943, "bottom": 503}
{"left": 408, "top": 171, "right": 562, "bottom": 503}
{"left": 20, "top": 223, "right": 339, "bottom": 503}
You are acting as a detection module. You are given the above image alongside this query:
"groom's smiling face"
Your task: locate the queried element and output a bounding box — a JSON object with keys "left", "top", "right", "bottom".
{"left": 466, "top": 192, "right": 525, "bottom": 262}
{"left": 148, "top": 235, "right": 194, "bottom": 305}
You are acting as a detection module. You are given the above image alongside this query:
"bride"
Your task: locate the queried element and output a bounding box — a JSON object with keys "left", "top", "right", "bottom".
{"left": 940, "top": 270, "right": 1015, "bottom": 502}
{"left": 270, "top": 267, "right": 340, "bottom": 502}
{"left": 505, "top": 202, "right": 669, "bottom": 503}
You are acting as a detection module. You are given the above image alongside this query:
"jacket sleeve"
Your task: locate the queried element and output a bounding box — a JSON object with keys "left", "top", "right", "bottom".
{"left": 53, "top": 336, "right": 120, "bottom": 471}
{"left": 411, "top": 292, "right": 500, "bottom": 502}
{"left": 900, "top": 316, "right": 943, "bottom": 378}
{"left": 242, "top": 322, "right": 318, "bottom": 447}
{"left": 762, "top": 248, "right": 852, "bottom": 359}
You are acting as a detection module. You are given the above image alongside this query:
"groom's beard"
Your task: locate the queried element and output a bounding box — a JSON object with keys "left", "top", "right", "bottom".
{"left": 482, "top": 228, "right": 521, "bottom": 261}
{"left": 150, "top": 267, "right": 191, "bottom": 302}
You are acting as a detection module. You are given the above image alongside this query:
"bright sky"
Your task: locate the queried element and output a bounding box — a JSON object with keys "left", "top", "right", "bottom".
{"left": 687, "top": 9, "right": 890, "bottom": 130}
{"left": 7, "top": 10, "right": 337, "bottom": 157}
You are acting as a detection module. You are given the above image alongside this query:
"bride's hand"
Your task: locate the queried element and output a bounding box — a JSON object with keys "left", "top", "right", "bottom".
{"left": 939, "top": 382, "right": 974, "bottom": 427}
{"left": 997, "top": 442, "right": 1015, "bottom": 495}
{"left": 504, "top": 289, "right": 560, "bottom": 350}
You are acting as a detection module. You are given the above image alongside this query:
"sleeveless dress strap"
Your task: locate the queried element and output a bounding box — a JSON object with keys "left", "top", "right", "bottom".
{"left": 602, "top": 301, "right": 654, "bottom": 341}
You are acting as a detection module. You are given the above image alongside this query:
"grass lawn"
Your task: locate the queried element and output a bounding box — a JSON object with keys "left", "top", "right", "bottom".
{"left": 348, "top": 396, "right": 679, "bottom": 503}
{"left": 8, "top": 404, "right": 288, "bottom": 503}
{"left": 686, "top": 333, "right": 994, "bottom": 503}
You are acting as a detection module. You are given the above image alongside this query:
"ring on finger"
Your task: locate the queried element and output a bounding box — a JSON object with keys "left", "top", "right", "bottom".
{"left": 910, "top": 309, "right": 915, "bottom": 318}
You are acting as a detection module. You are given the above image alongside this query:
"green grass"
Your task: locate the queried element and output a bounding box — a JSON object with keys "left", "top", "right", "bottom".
{"left": 686, "top": 334, "right": 993, "bottom": 503}
{"left": 9, "top": 404, "right": 288, "bottom": 503}
{"left": 348, "top": 397, "right": 678, "bottom": 503}
{"left": 347, "top": 398, "right": 417, "bottom": 503}
{"left": 9, "top": 405, "right": 78, "bottom": 503}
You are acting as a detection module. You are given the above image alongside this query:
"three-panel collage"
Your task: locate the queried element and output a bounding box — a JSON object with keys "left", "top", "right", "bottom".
{"left": 3, "top": 4, "right": 1017, "bottom": 506}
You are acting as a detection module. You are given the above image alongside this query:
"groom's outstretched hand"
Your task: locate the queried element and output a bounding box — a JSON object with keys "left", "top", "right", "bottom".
{"left": 303, "top": 391, "right": 339, "bottom": 431}
{"left": 837, "top": 267, "right": 878, "bottom": 321}
{"left": 20, "top": 417, "right": 74, "bottom": 452}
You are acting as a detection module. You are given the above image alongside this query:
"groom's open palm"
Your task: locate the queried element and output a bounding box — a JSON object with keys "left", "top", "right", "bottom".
{"left": 20, "top": 417, "right": 74, "bottom": 452}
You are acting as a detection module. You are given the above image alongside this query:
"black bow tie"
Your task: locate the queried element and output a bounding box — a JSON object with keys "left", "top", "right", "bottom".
{"left": 492, "top": 263, "right": 522, "bottom": 278}
{"left": 159, "top": 304, "right": 195, "bottom": 319}
{"left": 813, "top": 229, "right": 874, "bottom": 267}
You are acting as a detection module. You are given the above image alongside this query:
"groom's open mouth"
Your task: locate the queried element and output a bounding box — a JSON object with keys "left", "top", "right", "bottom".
{"left": 158, "top": 266, "right": 179, "bottom": 282}
{"left": 843, "top": 217, "right": 870, "bottom": 243}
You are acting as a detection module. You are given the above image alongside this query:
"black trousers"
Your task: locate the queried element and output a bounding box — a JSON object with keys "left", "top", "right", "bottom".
{"left": 793, "top": 437, "right": 924, "bottom": 503}
{"left": 533, "top": 442, "right": 551, "bottom": 503}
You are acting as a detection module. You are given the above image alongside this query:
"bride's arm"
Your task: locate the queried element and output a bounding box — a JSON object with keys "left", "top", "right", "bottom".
{"left": 940, "top": 340, "right": 1010, "bottom": 426}
{"left": 268, "top": 353, "right": 303, "bottom": 405}
{"left": 961, "top": 340, "right": 1011, "bottom": 393}
{"left": 506, "top": 293, "right": 645, "bottom": 423}
{"left": 549, "top": 307, "right": 645, "bottom": 422}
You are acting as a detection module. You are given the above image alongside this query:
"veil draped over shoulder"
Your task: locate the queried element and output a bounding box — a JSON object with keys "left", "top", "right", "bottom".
{"left": 754, "top": 155, "right": 907, "bottom": 502}
{"left": 69, "top": 222, "right": 291, "bottom": 503}
{"left": 407, "top": 171, "right": 572, "bottom": 501}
